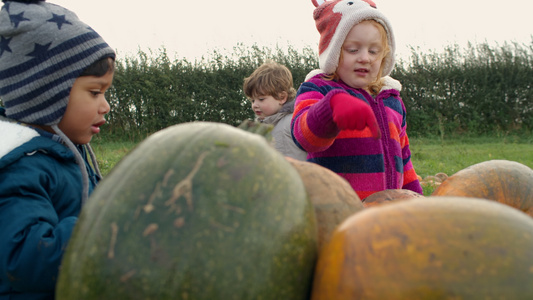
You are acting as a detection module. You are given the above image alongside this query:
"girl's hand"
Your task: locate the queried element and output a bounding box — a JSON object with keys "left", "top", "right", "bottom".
{"left": 330, "top": 93, "right": 381, "bottom": 139}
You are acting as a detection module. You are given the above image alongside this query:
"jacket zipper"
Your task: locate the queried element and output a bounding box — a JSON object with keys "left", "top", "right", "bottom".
{"left": 366, "top": 91, "right": 394, "bottom": 189}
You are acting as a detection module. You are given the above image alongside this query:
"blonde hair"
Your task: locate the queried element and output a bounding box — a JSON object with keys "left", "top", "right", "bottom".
{"left": 243, "top": 61, "right": 296, "bottom": 101}
{"left": 325, "top": 20, "right": 391, "bottom": 94}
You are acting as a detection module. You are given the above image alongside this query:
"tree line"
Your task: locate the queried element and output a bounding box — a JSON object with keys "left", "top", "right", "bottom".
{"left": 105, "top": 44, "right": 319, "bottom": 141}
{"left": 3, "top": 41, "right": 531, "bottom": 140}
{"left": 394, "top": 41, "right": 532, "bottom": 139}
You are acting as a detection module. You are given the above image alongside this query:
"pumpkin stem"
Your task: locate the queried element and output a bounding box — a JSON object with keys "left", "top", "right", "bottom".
{"left": 237, "top": 119, "right": 274, "bottom": 141}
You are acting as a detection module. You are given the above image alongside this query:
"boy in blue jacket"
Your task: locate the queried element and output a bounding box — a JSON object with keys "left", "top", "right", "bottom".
{"left": 0, "top": 0, "right": 115, "bottom": 299}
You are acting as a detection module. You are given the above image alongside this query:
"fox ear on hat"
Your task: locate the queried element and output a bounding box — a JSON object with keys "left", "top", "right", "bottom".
{"left": 311, "top": 0, "right": 377, "bottom": 8}
{"left": 313, "top": 0, "right": 376, "bottom": 8}
{"left": 312, "top": 0, "right": 326, "bottom": 7}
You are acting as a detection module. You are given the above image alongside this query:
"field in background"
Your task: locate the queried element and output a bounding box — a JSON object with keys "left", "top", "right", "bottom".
{"left": 410, "top": 136, "right": 533, "bottom": 195}
{"left": 91, "top": 135, "right": 533, "bottom": 197}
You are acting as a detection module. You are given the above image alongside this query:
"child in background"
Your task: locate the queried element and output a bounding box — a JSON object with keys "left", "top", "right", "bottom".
{"left": 0, "top": 0, "right": 115, "bottom": 299}
{"left": 291, "top": 0, "right": 422, "bottom": 199}
{"left": 244, "top": 61, "right": 307, "bottom": 161}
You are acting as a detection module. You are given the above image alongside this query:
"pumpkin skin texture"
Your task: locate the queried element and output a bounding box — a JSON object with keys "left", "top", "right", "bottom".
{"left": 56, "top": 122, "right": 317, "bottom": 300}
{"left": 285, "top": 157, "right": 364, "bottom": 252}
{"left": 311, "top": 197, "right": 533, "bottom": 300}
{"left": 432, "top": 159, "right": 533, "bottom": 216}
{"left": 362, "top": 189, "right": 424, "bottom": 208}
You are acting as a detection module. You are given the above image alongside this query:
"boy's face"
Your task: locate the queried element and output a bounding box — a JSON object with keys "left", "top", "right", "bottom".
{"left": 58, "top": 70, "right": 114, "bottom": 144}
{"left": 337, "top": 21, "right": 384, "bottom": 90}
{"left": 250, "top": 93, "right": 287, "bottom": 121}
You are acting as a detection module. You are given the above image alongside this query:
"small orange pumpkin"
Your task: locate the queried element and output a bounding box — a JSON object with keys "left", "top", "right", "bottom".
{"left": 432, "top": 160, "right": 533, "bottom": 216}
{"left": 311, "top": 196, "right": 533, "bottom": 299}
{"left": 286, "top": 157, "right": 364, "bottom": 252}
{"left": 362, "top": 189, "right": 424, "bottom": 208}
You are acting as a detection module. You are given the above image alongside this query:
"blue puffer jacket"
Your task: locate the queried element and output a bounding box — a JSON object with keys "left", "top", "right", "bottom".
{"left": 0, "top": 112, "right": 100, "bottom": 300}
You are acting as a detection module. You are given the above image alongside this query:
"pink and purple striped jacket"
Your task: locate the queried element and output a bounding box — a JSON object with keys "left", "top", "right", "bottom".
{"left": 291, "top": 74, "right": 423, "bottom": 200}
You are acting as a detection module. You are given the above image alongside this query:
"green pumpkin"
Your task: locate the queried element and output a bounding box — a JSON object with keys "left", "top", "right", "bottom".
{"left": 56, "top": 122, "right": 317, "bottom": 300}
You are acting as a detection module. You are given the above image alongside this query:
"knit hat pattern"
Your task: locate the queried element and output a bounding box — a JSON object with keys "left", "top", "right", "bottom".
{"left": 312, "top": 0, "right": 395, "bottom": 76}
{"left": 0, "top": 0, "right": 115, "bottom": 126}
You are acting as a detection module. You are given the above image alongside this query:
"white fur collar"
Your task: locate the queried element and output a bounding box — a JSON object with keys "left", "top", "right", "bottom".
{"left": 304, "top": 69, "right": 324, "bottom": 82}
{"left": 381, "top": 76, "right": 402, "bottom": 92}
{"left": 0, "top": 120, "right": 39, "bottom": 159}
{"left": 304, "top": 69, "right": 402, "bottom": 92}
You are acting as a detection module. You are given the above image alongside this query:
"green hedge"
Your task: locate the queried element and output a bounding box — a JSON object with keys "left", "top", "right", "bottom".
{"left": 2, "top": 41, "right": 531, "bottom": 140}
{"left": 104, "top": 44, "right": 319, "bottom": 140}
{"left": 106, "top": 41, "right": 532, "bottom": 140}
{"left": 394, "top": 41, "right": 533, "bottom": 138}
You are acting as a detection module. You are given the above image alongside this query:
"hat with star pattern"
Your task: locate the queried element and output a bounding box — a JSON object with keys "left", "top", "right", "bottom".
{"left": 0, "top": 0, "right": 115, "bottom": 126}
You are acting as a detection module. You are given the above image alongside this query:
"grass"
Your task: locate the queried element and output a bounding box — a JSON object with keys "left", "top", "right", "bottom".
{"left": 410, "top": 135, "right": 533, "bottom": 195}
{"left": 91, "top": 138, "right": 137, "bottom": 176}
{"left": 90, "top": 135, "right": 533, "bottom": 196}
{"left": 411, "top": 136, "right": 533, "bottom": 176}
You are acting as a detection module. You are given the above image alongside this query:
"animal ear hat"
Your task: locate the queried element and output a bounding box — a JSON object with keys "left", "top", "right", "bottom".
{"left": 311, "top": 0, "right": 395, "bottom": 76}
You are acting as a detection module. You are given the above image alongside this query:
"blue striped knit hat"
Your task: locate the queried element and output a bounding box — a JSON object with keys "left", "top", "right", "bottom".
{"left": 0, "top": 0, "right": 115, "bottom": 126}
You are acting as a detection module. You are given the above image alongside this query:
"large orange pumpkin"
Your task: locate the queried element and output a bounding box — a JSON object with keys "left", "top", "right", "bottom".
{"left": 286, "top": 157, "right": 364, "bottom": 252}
{"left": 362, "top": 189, "right": 424, "bottom": 208}
{"left": 432, "top": 160, "right": 533, "bottom": 216}
{"left": 311, "top": 196, "right": 533, "bottom": 299}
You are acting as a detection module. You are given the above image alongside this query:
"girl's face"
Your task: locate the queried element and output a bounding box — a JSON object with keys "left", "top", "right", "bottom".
{"left": 250, "top": 93, "right": 287, "bottom": 120}
{"left": 336, "top": 21, "right": 385, "bottom": 91}
{"left": 58, "top": 70, "right": 114, "bottom": 144}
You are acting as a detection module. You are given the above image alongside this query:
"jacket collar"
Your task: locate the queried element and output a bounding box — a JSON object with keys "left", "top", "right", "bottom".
{"left": 0, "top": 119, "right": 40, "bottom": 160}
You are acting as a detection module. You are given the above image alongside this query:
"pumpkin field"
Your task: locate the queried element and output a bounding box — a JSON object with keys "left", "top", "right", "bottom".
{"left": 54, "top": 120, "right": 530, "bottom": 299}
{"left": 54, "top": 41, "right": 532, "bottom": 298}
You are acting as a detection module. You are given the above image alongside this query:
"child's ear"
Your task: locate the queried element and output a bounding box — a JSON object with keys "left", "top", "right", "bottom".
{"left": 278, "top": 91, "right": 288, "bottom": 105}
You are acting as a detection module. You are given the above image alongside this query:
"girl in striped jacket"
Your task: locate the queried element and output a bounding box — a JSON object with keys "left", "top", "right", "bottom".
{"left": 291, "top": 0, "right": 422, "bottom": 200}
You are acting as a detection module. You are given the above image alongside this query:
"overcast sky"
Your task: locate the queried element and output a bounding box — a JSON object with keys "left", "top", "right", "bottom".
{"left": 50, "top": 0, "right": 532, "bottom": 61}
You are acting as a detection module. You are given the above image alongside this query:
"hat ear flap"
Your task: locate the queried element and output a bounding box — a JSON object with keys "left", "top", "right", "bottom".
{"left": 312, "top": 0, "right": 326, "bottom": 7}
